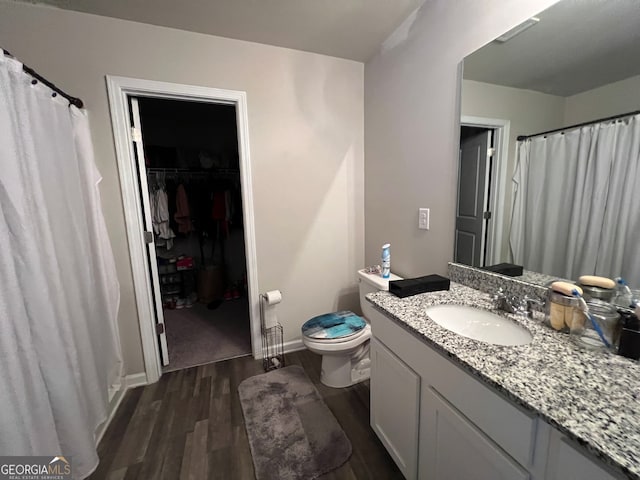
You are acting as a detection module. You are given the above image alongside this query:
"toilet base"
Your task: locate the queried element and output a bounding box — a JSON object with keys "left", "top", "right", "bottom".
{"left": 319, "top": 349, "right": 371, "bottom": 388}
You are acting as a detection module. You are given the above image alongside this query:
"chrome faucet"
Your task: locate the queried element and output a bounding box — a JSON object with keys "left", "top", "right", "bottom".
{"left": 523, "top": 296, "right": 545, "bottom": 319}
{"left": 493, "top": 288, "right": 545, "bottom": 318}
{"left": 493, "top": 288, "right": 523, "bottom": 314}
{"left": 493, "top": 287, "right": 545, "bottom": 318}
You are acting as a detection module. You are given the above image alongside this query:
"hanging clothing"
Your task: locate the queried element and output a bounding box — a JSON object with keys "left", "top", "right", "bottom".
{"left": 174, "top": 183, "right": 193, "bottom": 234}
{"left": 212, "top": 189, "right": 229, "bottom": 236}
{"left": 0, "top": 51, "right": 122, "bottom": 479}
{"left": 151, "top": 187, "right": 175, "bottom": 249}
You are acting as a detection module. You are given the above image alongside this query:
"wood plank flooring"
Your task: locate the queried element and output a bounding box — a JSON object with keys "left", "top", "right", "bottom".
{"left": 89, "top": 350, "right": 404, "bottom": 480}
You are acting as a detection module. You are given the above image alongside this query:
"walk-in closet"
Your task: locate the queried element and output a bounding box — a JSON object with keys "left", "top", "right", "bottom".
{"left": 135, "top": 97, "right": 251, "bottom": 372}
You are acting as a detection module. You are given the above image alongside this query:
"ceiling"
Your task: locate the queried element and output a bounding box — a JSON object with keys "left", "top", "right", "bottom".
{"left": 16, "top": 0, "right": 424, "bottom": 62}
{"left": 463, "top": 0, "right": 640, "bottom": 97}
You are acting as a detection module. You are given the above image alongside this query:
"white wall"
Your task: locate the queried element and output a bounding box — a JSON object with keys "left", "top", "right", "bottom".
{"left": 364, "top": 0, "right": 558, "bottom": 278}
{"left": 565, "top": 74, "right": 640, "bottom": 125}
{"left": 0, "top": 0, "right": 364, "bottom": 375}
{"left": 461, "top": 80, "right": 565, "bottom": 261}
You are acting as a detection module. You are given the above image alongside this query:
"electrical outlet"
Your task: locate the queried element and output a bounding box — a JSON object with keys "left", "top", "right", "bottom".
{"left": 419, "top": 208, "right": 430, "bottom": 230}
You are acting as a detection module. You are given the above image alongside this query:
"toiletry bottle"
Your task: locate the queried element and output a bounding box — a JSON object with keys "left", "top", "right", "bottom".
{"left": 381, "top": 243, "right": 390, "bottom": 279}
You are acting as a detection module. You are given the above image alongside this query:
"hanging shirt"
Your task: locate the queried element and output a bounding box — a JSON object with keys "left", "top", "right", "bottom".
{"left": 152, "top": 187, "right": 175, "bottom": 249}
{"left": 174, "top": 183, "right": 193, "bottom": 234}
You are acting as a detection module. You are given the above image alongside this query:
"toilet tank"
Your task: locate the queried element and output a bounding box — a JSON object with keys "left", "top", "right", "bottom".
{"left": 357, "top": 269, "right": 402, "bottom": 320}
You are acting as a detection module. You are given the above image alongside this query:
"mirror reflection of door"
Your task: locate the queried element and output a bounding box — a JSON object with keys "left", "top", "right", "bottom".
{"left": 455, "top": 127, "right": 494, "bottom": 267}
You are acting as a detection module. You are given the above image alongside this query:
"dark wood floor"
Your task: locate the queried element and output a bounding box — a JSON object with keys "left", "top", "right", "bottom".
{"left": 89, "top": 349, "right": 404, "bottom": 480}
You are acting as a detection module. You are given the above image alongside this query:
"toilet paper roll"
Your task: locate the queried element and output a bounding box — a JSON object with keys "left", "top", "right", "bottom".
{"left": 262, "top": 290, "right": 282, "bottom": 329}
{"left": 264, "top": 290, "right": 282, "bottom": 306}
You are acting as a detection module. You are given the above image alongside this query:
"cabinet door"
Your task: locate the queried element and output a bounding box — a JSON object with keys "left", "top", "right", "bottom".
{"left": 422, "top": 386, "right": 529, "bottom": 480}
{"left": 370, "top": 338, "right": 420, "bottom": 480}
{"left": 545, "top": 429, "right": 619, "bottom": 480}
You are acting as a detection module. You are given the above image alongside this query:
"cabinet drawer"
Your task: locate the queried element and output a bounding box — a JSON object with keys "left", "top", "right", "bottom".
{"left": 423, "top": 386, "right": 530, "bottom": 480}
{"left": 428, "top": 360, "right": 537, "bottom": 469}
{"left": 369, "top": 306, "right": 537, "bottom": 468}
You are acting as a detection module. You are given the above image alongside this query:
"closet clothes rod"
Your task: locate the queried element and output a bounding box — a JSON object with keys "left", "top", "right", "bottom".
{"left": 517, "top": 109, "right": 640, "bottom": 141}
{"left": 147, "top": 167, "right": 239, "bottom": 174}
{"left": 2, "top": 48, "right": 84, "bottom": 109}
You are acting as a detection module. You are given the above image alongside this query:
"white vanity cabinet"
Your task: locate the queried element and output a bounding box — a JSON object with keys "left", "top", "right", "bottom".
{"left": 368, "top": 306, "right": 623, "bottom": 480}
{"left": 370, "top": 338, "right": 420, "bottom": 479}
{"left": 545, "top": 430, "right": 618, "bottom": 480}
{"left": 422, "top": 386, "right": 529, "bottom": 480}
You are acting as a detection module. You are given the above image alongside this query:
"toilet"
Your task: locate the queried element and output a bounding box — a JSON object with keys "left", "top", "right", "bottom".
{"left": 301, "top": 269, "right": 402, "bottom": 388}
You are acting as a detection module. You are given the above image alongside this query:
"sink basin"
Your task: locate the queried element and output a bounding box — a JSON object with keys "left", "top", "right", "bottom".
{"left": 425, "top": 305, "right": 532, "bottom": 346}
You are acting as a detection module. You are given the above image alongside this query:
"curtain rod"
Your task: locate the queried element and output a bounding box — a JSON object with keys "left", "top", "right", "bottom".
{"left": 2, "top": 48, "right": 84, "bottom": 109}
{"left": 517, "top": 109, "right": 640, "bottom": 142}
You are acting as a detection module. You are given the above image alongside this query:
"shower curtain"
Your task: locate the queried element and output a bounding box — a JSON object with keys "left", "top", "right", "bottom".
{"left": 510, "top": 113, "right": 640, "bottom": 285}
{"left": 0, "top": 53, "right": 122, "bottom": 478}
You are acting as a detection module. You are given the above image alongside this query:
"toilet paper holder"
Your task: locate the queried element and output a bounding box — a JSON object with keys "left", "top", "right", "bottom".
{"left": 260, "top": 290, "right": 284, "bottom": 371}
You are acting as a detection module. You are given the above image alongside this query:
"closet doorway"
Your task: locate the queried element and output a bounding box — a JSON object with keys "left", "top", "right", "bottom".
{"left": 107, "top": 77, "right": 260, "bottom": 384}
{"left": 133, "top": 97, "right": 251, "bottom": 372}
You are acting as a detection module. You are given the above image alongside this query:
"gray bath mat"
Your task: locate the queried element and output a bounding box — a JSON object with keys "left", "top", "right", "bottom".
{"left": 238, "top": 365, "right": 352, "bottom": 480}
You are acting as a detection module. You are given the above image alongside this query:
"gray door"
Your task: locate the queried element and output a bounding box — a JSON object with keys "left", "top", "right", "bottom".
{"left": 455, "top": 130, "right": 492, "bottom": 267}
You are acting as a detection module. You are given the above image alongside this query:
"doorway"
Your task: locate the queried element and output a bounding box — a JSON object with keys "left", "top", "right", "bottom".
{"left": 132, "top": 97, "right": 251, "bottom": 372}
{"left": 455, "top": 126, "right": 494, "bottom": 267}
{"left": 457, "top": 116, "right": 511, "bottom": 268}
{"left": 107, "top": 76, "right": 260, "bottom": 384}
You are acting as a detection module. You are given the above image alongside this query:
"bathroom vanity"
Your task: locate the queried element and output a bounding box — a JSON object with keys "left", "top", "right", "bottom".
{"left": 367, "top": 280, "right": 639, "bottom": 480}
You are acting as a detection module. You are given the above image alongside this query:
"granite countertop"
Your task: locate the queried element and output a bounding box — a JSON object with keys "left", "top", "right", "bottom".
{"left": 367, "top": 282, "right": 640, "bottom": 479}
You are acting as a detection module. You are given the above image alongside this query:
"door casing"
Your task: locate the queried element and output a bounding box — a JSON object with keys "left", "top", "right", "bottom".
{"left": 106, "top": 75, "right": 260, "bottom": 384}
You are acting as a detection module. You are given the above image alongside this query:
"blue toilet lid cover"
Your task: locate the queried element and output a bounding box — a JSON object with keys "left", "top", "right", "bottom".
{"left": 302, "top": 311, "right": 366, "bottom": 340}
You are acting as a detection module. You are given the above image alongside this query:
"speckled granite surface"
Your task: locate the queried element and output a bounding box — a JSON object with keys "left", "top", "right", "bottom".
{"left": 367, "top": 283, "right": 640, "bottom": 479}
{"left": 448, "top": 262, "right": 548, "bottom": 298}
{"left": 518, "top": 270, "right": 570, "bottom": 287}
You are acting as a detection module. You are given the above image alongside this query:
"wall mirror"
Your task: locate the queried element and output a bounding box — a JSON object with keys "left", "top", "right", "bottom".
{"left": 455, "top": 0, "right": 640, "bottom": 287}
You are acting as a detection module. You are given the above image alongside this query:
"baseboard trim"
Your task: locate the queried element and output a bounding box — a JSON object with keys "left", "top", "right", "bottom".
{"left": 125, "top": 372, "right": 148, "bottom": 389}
{"left": 95, "top": 372, "right": 148, "bottom": 445}
{"left": 283, "top": 338, "right": 306, "bottom": 354}
{"left": 95, "top": 384, "right": 125, "bottom": 445}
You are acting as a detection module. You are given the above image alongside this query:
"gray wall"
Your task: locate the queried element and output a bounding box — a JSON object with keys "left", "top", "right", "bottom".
{"left": 0, "top": 0, "right": 364, "bottom": 375}
{"left": 364, "top": 0, "right": 558, "bottom": 278}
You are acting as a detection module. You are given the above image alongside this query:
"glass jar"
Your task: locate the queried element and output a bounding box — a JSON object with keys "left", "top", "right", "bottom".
{"left": 578, "top": 284, "right": 615, "bottom": 302}
{"left": 570, "top": 300, "right": 621, "bottom": 351}
{"left": 612, "top": 289, "right": 640, "bottom": 310}
{"left": 545, "top": 290, "right": 581, "bottom": 332}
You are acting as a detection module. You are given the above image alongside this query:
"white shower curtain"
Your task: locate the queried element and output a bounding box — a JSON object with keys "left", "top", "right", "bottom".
{"left": 0, "top": 53, "right": 122, "bottom": 478}
{"left": 510, "top": 114, "right": 640, "bottom": 285}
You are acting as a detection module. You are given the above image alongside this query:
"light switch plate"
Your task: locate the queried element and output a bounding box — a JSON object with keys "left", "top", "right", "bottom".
{"left": 419, "top": 208, "right": 430, "bottom": 230}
